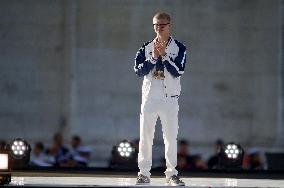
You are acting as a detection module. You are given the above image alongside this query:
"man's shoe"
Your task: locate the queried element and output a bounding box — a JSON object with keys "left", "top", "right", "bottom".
{"left": 136, "top": 174, "right": 150, "bottom": 185}
{"left": 166, "top": 175, "right": 185, "bottom": 186}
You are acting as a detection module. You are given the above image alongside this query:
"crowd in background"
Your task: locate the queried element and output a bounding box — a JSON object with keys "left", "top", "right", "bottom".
{"left": 31, "top": 133, "right": 92, "bottom": 167}
{"left": 174, "top": 139, "right": 264, "bottom": 171}
{"left": 0, "top": 133, "right": 92, "bottom": 168}
{"left": 0, "top": 134, "right": 264, "bottom": 170}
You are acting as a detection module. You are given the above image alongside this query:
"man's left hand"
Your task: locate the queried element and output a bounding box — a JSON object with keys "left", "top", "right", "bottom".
{"left": 155, "top": 40, "right": 167, "bottom": 56}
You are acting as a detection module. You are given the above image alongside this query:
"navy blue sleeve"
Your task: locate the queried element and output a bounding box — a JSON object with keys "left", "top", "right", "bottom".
{"left": 163, "top": 41, "right": 186, "bottom": 77}
{"left": 134, "top": 45, "right": 155, "bottom": 77}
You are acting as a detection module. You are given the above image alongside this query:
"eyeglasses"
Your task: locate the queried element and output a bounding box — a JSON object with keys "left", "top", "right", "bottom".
{"left": 153, "top": 23, "right": 170, "bottom": 27}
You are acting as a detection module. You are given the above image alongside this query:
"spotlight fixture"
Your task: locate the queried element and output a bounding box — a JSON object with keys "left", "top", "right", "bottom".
{"left": 109, "top": 140, "right": 138, "bottom": 170}
{"left": 225, "top": 144, "right": 241, "bottom": 159}
{"left": 0, "top": 149, "right": 11, "bottom": 185}
{"left": 11, "top": 139, "right": 29, "bottom": 157}
{"left": 218, "top": 142, "right": 244, "bottom": 170}
{"left": 7, "top": 138, "right": 31, "bottom": 170}
{"left": 117, "top": 141, "right": 135, "bottom": 158}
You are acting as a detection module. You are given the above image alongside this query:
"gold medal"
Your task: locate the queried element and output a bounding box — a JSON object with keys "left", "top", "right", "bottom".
{"left": 158, "top": 71, "right": 165, "bottom": 80}
{"left": 153, "top": 70, "right": 165, "bottom": 80}
{"left": 153, "top": 71, "right": 159, "bottom": 79}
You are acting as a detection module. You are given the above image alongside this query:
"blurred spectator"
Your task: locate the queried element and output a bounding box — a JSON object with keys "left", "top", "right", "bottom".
{"left": 247, "top": 148, "right": 264, "bottom": 170}
{"left": 30, "top": 142, "right": 52, "bottom": 167}
{"left": 177, "top": 139, "right": 194, "bottom": 170}
{"left": 242, "top": 151, "right": 250, "bottom": 169}
{"left": 207, "top": 139, "right": 224, "bottom": 169}
{"left": 46, "top": 132, "right": 69, "bottom": 166}
{"left": 191, "top": 154, "right": 208, "bottom": 170}
{"left": 63, "top": 135, "right": 92, "bottom": 167}
{"left": 0, "top": 140, "right": 6, "bottom": 151}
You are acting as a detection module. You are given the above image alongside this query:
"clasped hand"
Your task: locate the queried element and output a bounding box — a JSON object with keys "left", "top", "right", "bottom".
{"left": 153, "top": 39, "right": 166, "bottom": 58}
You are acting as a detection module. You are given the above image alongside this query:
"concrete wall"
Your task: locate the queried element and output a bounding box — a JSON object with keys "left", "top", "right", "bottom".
{"left": 0, "top": 0, "right": 71, "bottom": 142}
{"left": 0, "top": 0, "right": 282, "bottom": 166}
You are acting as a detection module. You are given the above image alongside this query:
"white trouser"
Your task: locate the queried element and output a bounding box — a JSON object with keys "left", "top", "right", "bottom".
{"left": 138, "top": 80, "right": 179, "bottom": 178}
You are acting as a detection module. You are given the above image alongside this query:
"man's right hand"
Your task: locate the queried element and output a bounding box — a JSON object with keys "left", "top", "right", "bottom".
{"left": 153, "top": 41, "right": 160, "bottom": 59}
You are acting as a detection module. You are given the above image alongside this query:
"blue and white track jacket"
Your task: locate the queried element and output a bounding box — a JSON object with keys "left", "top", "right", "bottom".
{"left": 134, "top": 36, "right": 187, "bottom": 98}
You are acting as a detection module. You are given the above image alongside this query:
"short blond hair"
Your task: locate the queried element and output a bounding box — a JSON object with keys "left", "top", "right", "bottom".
{"left": 153, "top": 12, "right": 171, "bottom": 22}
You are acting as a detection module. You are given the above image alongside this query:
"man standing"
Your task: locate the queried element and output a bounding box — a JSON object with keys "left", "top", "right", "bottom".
{"left": 134, "top": 12, "right": 187, "bottom": 186}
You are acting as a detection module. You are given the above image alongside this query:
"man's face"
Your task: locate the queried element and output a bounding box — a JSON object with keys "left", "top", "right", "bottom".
{"left": 153, "top": 18, "right": 171, "bottom": 36}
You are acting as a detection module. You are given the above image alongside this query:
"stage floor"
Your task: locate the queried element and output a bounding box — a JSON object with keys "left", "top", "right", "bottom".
{"left": 9, "top": 175, "right": 284, "bottom": 187}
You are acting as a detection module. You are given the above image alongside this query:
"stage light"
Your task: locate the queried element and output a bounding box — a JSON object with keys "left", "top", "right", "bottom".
{"left": 225, "top": 144, "right": 241, "bottom": 159}
{"left": 11, "top": 139, "right": 29, "bottom": 157}
{"left": 117, "top": 141, "right": 135, "bottom": 158}
{"left": 109, "top": 140, "right": 138, "bottom": 170}
{"left": 0, "top": 149, "right": 11, "bottom": 185}
{"left": 7, "top": 138, "right": 31, "bottom": 169}
{"left": 219, "top": 143, "right": 244, "bottom": 170}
